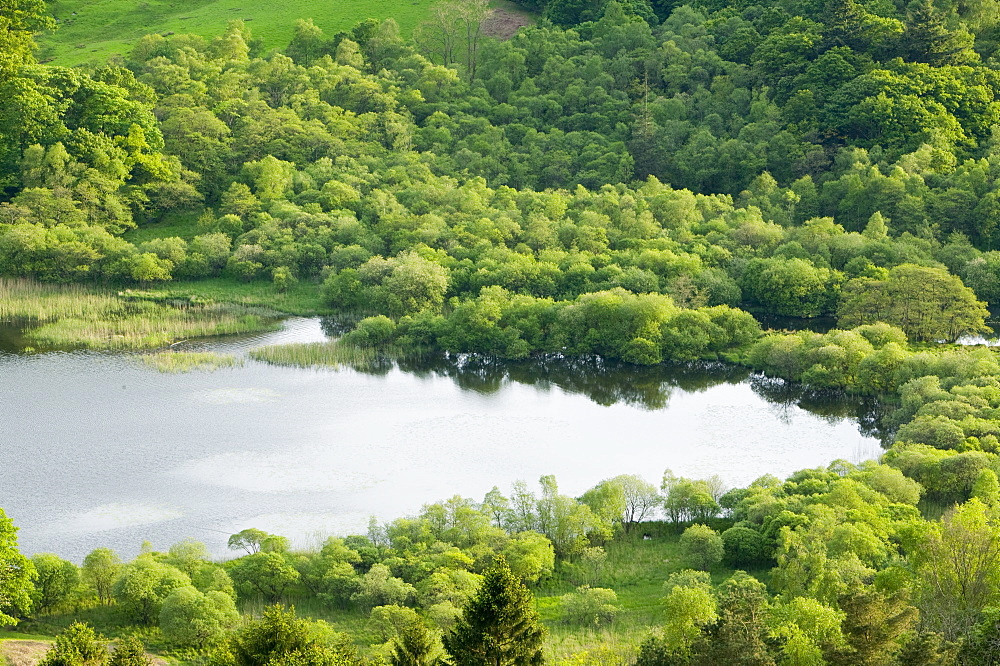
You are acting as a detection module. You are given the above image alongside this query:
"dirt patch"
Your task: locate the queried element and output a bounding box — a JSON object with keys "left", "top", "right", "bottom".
{"left": 482, "top": 7, "right": 534, "bottom": 39}
{"left": 0, "top": 640, "right": 51, "bottom": 666}
{"left": 0, "top": 640, "right": 168, "bottom": 666}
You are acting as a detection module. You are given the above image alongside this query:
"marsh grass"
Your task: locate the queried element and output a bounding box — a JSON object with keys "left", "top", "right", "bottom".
{"left": 249, "top": 340, "right": 382, "bottom": 370}
{"left": 0, "top": 278, "right": 280, "bottom": 349}
{"left": 141, "top": 351, "right": 243, "bottom": 373}
{"left": 0, "top": 279, "right": 119, "bottom": 323}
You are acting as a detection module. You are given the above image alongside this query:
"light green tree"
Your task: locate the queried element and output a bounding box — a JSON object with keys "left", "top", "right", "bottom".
{"left": 0, "top": 508, "right": 35, "bottom": 625}
{"left": 679, "top": 524, "right": 724, "bottom": 571}
{"left": 160, "top": 586, "right": 239, "bottom": 648}
{"left": 30, "top": 554, "right": 79, "bottom": 615}
{"left": 82, "top": 548, "right": 121, "bottom": 606}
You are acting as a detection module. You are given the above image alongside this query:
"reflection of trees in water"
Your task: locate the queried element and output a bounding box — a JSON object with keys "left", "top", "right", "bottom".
{"left": 748, "top": 374, "right": 894, "bottom": 445}
{"left": 396, "top": 354, "right": 748, "bottom": 410}
{"left": 346, "top": 347, "right": 895, "bottom": 441}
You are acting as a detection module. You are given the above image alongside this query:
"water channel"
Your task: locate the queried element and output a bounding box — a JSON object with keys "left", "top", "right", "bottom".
{"left": 1, "top": 318, "right": 884, "bottom": 561}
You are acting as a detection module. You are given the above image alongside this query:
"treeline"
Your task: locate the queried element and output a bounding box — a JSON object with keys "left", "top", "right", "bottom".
{"left": 6, "top": 452, "right": 1000, "bottom": 663}
{"left": 5, "top": 0, "right": 1000, "bottom": 335}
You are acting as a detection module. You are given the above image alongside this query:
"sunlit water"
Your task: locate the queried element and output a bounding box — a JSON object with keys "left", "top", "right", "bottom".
{"left": 0, "top": 318, "right": 882, "bottom": 561}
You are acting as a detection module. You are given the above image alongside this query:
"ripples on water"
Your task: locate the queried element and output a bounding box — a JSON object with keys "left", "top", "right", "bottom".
{"left": 1, "top": 317, "right": 882, "bottom": 560}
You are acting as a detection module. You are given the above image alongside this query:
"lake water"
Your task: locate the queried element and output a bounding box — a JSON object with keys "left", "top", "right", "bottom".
{"left": 0, "top": 318, "right": 883, "bottom": 562}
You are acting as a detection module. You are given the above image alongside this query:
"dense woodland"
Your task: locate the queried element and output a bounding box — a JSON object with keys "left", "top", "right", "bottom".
{"left": 11, "top": 0, "right": 1000, "bottom": 661}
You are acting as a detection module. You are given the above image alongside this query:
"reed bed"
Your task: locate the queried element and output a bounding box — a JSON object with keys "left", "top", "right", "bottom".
{"left": 0, "top": 279, "right": 119, "bottom": 322}
{"left": 1, "top": 278, "right": 280, "bottom": 349}
{"left": 249, "top": 340, "right": 379, "bottom": 369}
{"left": 140, "top": 351, "right": 243, "bottom": 373}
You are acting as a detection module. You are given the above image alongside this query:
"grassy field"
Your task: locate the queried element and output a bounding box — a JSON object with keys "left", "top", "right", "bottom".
{"left": 36, "top": 0, "right": 535, "bottom": 67}
{"left": 39, "top": 0, "right": 437, "bottom": 66}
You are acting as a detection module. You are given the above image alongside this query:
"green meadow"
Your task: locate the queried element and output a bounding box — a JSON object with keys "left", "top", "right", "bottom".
{"left": 38, "top": 0, "right": 440, "bottom": 66}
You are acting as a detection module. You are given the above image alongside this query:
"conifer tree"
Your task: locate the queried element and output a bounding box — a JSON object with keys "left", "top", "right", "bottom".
{"left": 390, "top": 621, "right": 440, "bottom": 666}
{"left": 442, "top": 556, "right": 545, "bottom": 666}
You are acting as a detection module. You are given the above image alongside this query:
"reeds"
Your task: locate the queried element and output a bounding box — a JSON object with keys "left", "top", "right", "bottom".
{"left": 0, "top": 279, "right": 119, "bottom": 322}
{"left": 0, "top": 278, "right": 280, "bottom": 349}
{"left": 249, "top": 340, "right": 379, "bottom": 369}
{"left": 140, "top": 351, "right": 243, "bottom": 373}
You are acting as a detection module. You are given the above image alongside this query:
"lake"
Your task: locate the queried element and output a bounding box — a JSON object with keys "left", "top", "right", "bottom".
{"left": 0, "top": 318, "right": 883, "bottom": 561}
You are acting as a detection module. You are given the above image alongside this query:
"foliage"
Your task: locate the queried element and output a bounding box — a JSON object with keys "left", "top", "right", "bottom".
{"left": 160, "top": 586, "right": 240, "bottom": 648}
{"left": 30, "top": 554, "right": 79, "bottom": 615}
{"left": 0, "top": 508, "right": 35, "bottom": 626}
{"left": 112, "top": 557, "right": 190, "bottom": 625}
{"left": 678, "top": 525, "right": 724, "bottom": 571}
{"left": 38, "top": 623, "right": 108, "bottom": 666}
{"left": 442, "top": 555, "right": 545, "bottom": 665}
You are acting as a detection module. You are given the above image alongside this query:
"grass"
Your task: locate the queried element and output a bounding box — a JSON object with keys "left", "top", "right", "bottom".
{"left": 37, "top": 0, "right": 441, "bottom": 66}
{"left": 123, "top": 211, "right": 204, "bottom": 245}
{"left": 134, "top": 278, "right": 327, "bottom": 316}
{"left": 0, "top": 632, "right": 54, "bottom": 643}
{"left": 249, "top": 340, "right": 379, "bottom": 369}
{"left": 140, "top": 350, "right": 243, "bottom": 372}
{"left": 0, "top": 278, "right": 280, "bottom": 350}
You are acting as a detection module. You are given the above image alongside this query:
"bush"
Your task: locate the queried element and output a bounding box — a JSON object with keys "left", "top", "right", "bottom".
{"left": 679, "top": 524, "right": 724, "bottom": 571}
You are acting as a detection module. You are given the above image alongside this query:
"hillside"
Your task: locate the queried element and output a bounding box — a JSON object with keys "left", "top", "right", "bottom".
{"left": 38, "top": 0, "right": 442, "bottom": 65}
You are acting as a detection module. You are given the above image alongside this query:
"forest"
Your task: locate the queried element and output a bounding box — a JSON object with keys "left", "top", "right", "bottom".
{"left": 8, "top": 0, "right": 1000, "bottom": 660}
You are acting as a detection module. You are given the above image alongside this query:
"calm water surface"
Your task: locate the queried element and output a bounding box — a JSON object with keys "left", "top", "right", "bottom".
{"left": 1, "top": 318, "right": 882, "bottom": 561}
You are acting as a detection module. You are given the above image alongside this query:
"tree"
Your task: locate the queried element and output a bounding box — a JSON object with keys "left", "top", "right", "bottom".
{"left": 500, "top": 532, "right": 555, "bottom": 585}
{"left": 160, "top": 586, "right": 240, "bottom": 648}
{"left": 0, "top": 508, "right": 35, "bottom": 626}
{"left": 838, "top": 264, "right": 989, "bottom": 342}
{"left": 228, "top": 552, "right": 300, "bottom": 602}
{"left": 30, "top": 554, "right": 79, "bottom": 615}
{"left": 679, "top": 524, "right": 724, "bottom": 571}
{"left": 702, "top": 572, "right": 776, "bottom": 666}
{"left": 442, "top": 555, "right": 545, "bottom": 665}
{"left": 38, "top": 623, "right": 107, "bottom": 666}
{"left": 214, "top": 605, "right": 356, "bottom": 666}
{"left": 913, "top": 498, "right": 1000, "bottom": 638}
{"left": 0, "top": 0, "right": 55, "bottom": 78}
{"left": 836, "top": 589, "right": 917, "bottom": 666}
{"left": 416, "top": 0, "right": 492, "bottom": 77}
{"left": 82, "top": 548, "right": 121, "bottom": 606}
{"left": 112, "top": 557, "right": 190, "bottom": 625}
{"left": 107, "top": 636, "right": 151, "bottom": 666}
{"left": 722, "top": 526, "right": 769, "bottom": 567}
{"left": 350, "top": 564, "right": 416, "bottom": 610}
{"left": 559, "top": 585, "right": 620, "bottom": 626}
{"left": 390, "top": 620, "right": 441, "bottom": 666}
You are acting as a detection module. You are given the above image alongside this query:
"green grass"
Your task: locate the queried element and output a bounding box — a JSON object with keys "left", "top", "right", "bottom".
{"left": 123, "top": 211, "right": 204, "bottom": 244}
{"left": 0, "top": 631, "right": 55, "bottom": 642}
{"left": 140, "top": 350, "right": 243, "bottom": 372}
{"left": 37, "top": 0, "right": 440, "bottom": 66}
{"left": 135, "top": 278, "right": 328, "bottom": 316}
{"left": 249, "top": 340, "right": 379, "bottom": 369}
{"left": 0, "top": 278, "right": 280, "bottom": 350}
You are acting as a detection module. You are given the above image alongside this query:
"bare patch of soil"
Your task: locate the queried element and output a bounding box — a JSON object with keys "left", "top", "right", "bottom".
{"left": 0, "top": 640, "right": 51, "bottom": 666}
{"left": 0, "top": 640, "right": 168, "bottom": 666}
{"left": 483, "top": 7, "right": 533, "bottom": 39}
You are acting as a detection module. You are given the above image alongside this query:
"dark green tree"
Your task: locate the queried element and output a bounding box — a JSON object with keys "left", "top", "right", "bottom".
{"left": 442, "top": 555, "right": 545, "bottom": 666}
{"left": 390, "top": 621, "right": 440, "bottom": 666}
